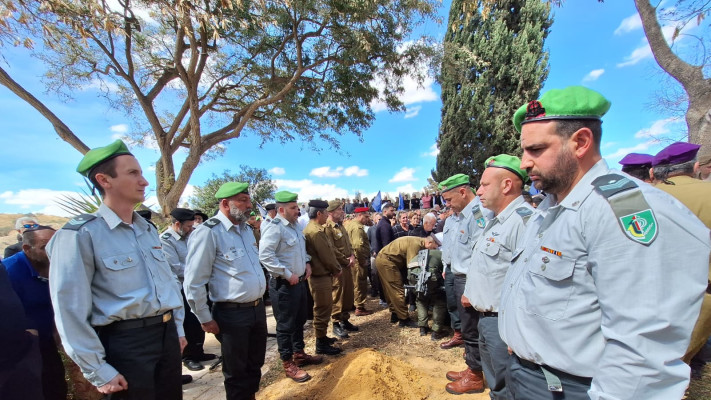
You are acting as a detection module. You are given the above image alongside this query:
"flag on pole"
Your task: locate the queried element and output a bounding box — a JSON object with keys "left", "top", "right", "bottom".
{"left": 398, "top": 193, "right": 405, "bottom": 210}
{"left": 372, "top": 191, "right": 382, "bottom": 212}
{"left": 256, "top": 202, "right": 267, "bottom": 218}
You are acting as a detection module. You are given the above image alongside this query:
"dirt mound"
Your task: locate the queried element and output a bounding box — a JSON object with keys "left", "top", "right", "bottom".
{"left": 260, "top": 348, "right": 430, "bottom": 400}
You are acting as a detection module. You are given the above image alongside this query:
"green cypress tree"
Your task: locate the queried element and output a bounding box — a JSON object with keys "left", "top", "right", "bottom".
{"left": 433, "top": 0, "right": 552, "bottom": 185}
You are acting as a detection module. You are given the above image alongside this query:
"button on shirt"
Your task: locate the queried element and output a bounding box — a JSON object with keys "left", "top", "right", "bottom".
{"left": 499, "top": 160, "right": 710, "bottom": 400}
{"left": 183, "top": 212, "right": 266, "bottom": 323}
{"left": 465, "top": 196, "right": 532, "bottom": 312}
{"left": 47, "top": 204, "right": 185, "bottom": 387}
{"left": 259, "top": 216, "right": 310, "bottom": 280}
{"left": 448, "top": 196, "right": 489, "bottom": 275}
{"left": 160, "top": 227, "right": 188, "bottom": 281}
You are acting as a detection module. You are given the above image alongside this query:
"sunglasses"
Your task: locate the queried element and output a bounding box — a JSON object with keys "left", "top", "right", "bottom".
{"left": 23, "top": 223, "right": 39, "bottom": 229}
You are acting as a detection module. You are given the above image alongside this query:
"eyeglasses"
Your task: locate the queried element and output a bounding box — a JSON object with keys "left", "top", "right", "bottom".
{"left": 23, "top": 224, "right": 39, "bottom": 229}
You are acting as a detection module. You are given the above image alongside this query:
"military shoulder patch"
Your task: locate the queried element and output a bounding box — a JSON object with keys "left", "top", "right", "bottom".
{"left": 160, "top": 232, "right": 171, "bottom": 239}
{"left": 203, "top": 218, "right": 221, "bottom": 229}
{"left": 515, "top": 206, "right": 534, "bottom": 223}
{"left": 62, "top": 214, "right": 97, "bottom": 230}
{"left": 592, "top": 173, "right": 657, "bottom": 246}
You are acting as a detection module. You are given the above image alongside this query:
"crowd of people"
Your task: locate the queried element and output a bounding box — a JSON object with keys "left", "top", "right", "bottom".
{"left": 2, "top": 85, "right": 711, "bottom": 400}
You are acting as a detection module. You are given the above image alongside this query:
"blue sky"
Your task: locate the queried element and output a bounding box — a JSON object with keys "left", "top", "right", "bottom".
{"left": 0, "top": 1, "right": 700, "bottom": 216}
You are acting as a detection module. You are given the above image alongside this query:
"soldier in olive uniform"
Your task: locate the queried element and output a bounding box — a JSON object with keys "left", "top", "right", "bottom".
{"left": 346, "top": 207, "right": 373, "bottom": 316}
{"left": 325, "top": 200, "right": 359, "bottom": 338}
{"left": 376, "top": 236, "right": 439, "bottom": 327}
{"left": 303, "top": 200, "right": 343, "bottom": 355}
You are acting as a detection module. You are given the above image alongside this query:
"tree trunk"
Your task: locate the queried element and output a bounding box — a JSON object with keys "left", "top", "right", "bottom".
{"left": 635, "top": 0, "right": 711, "bottom": 147}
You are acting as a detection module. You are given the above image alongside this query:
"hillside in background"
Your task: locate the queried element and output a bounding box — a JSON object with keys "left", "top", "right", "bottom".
{"left": 0, "top": 213, "right": 69, "bottom": 255}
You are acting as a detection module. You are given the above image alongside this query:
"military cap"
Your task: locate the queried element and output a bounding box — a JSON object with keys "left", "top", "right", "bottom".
{"left": 354, "top": 207, "right": 369, "bottom": 213}
{"left": 308, "top": 199, "right": 329, "bottom": 209}
{"left": 77, "top": 139, "right": 133, "bottom": 177}
{"left": 170, "top": 208, "right": 195, "bottom": 222}
{"left": 327, "top": 200, "right": 343, "bottom": 212}
{"left": 193, "top": 210, "right": 209, "bottom": 221}
{"left": 484, "top": 154, "right": 528, "bottom": 182}
{"left": 619, "top": 153, "right": 653, "bottom": 168}
{"left": 136, "top": 209, "right": 152, "bottom": 220}
{"left": 214, "top": 182, "right": 249, "bottom": 199}
{"left": 265, "top": 203, "right": 276, "bottom": 211}
{"left": 274, "top": 191, "right": 298, "bottom": 203}
{"left": 249, "top": 211, "right": 256, "bottom": 217}
{"left": 652, "top": 142, "right": 701, "bottom": 166}
{"left": 439, "top": 174, "right": 471, "bottom": 192}
{"left": 513, "top": 86, "right": 611, "bottom": 133}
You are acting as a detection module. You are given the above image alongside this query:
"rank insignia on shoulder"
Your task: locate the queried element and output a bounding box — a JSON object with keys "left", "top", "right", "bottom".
{"left": 515, "top": 207, "right": 534, "bottom": 221}
{"left": 62, "top": 214, "right": 97, "bottom": 230}
{"left": 204, "top": 218, "right": 220, "bottom": 229}
{"left": 161, "top": 232, "right": 171, "bottom": 239}
{"left": 593, "top": 173, "right": 658, "bottom": 246}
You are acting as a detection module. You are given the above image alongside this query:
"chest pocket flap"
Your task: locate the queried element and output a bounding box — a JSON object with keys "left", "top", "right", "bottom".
{"left": 528, "top": 254, "right": 575, "bottom": 281}
{"left": 482, "top": 241, "right": 500, "bottom": 257}
{"left": 103, "top": 252, "right": 139, "bottom": 271}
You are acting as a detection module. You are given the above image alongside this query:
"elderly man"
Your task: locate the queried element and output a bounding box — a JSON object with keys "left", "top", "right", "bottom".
{"left": 409, "top": 212, "right": 436, "bottom": 237}
{"left": 347, "top": 207, "right": 373, "bottom": 316}
{"left": 303, "top": 200, "right": 343, "bottom": 355}
{"left": 376, "top": 236, "right": 439, "bottom": 327}
{"left": 324, "top": 200, "right": 358, "bottom": 338}
{"left": 4, "top": 216, "right": 39, "bottom": 259}
{"left": 47, "top": 140, "right": 185, "bottom": 398}
{"left": 161, "top": 208, "right": 216, "bottom": 372}
{"left": 183, "top": 183, "right": 267, "bottom": 399}
{"left": 259, "top": 192, "right": 321, "bottom": 383}
{"left": 440, "top": 173, "right": 490, "bottom": 393}
{"left": 499, "top": 86, "right": 710, "bottom": 399}
{"left": 651, "top": 142, "right": 711, "bottom": 374}
{"left": 5, "top": 225, "right": 66, "bottom": 400}
{"left": 449, "top": 155, "right": 533, "bottom": 398}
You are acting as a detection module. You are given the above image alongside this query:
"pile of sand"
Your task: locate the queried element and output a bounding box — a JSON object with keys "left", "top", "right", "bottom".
{"left": 259, "top": 348, "right": 431, "bottom": 400}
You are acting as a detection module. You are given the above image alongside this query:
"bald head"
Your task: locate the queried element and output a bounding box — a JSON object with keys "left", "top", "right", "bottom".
{"left": 476, "top": 167, "right": 523, "bottom": 216}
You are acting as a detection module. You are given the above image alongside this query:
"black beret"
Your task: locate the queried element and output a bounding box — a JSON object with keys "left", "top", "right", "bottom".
{"left": 308, "top": 199, "right": 329, "bottom": 209}
{"left": 136, "top": 210, "right": 152, "bottom": 220}
{"left": 193, "top": 210, "right": 209, "bottom": 221}
{"left": 265, "top": 203, "right": 276, "bottom": 211}
{"left": 170, "top": 208, "right": 196, "bottom": 222}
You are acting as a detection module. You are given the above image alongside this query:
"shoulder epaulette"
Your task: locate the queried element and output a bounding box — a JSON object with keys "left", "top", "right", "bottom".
{"left": 270, "top": 218, "right": 281, "bottom": 224}
{"left": 160, "top": 232, "right": 172, "bottom": 239}
{"left": 592, "top": 173, "right": 657, "bottom": 246}
{"left": 515, "top": 206, "right": 534, "bottom": 222}
{"left": 62, "top": 214, "right": 97, "bottom": 230}
{"left": 203, "top": 217, "right": 221, "bottom": 229}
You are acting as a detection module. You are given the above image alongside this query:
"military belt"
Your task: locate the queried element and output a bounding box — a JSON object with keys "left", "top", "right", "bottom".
{"left": 514, "top": 354, "right": 592, "bottom": 392}
{"left": 99, "top": 311, "right": 172, "bottom": 333}
{"left": 216, "top": 299, "right": 262, "bottom": 308}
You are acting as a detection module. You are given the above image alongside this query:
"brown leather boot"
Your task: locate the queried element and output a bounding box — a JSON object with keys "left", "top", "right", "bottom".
{"left": 445, "top": 367, "right": 469, "bottom": 381}
{"left": 293, "top": 350, "right": 324, "bottom": 367}
{"left": 445, "top": 369, "right": 485, "bottom": 394}
{"left": 355, "top": 307, "right": 373, "bottom": 316}
{"left": 282, "top": 359, "right": 311, "bottom": 382}
{"left": 440, "top": 329, "right": 464, "bottom": 349}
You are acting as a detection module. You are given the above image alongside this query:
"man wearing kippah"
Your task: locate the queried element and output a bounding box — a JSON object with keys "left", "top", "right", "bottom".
{"left": 324, "top": 200, "right": 359, "bottom": 338}
{"left": 161, "top": 208, "right": 217, "bottom": 372}
{"left": 449, "top": 155, "right": 533, "bottom": 398}
{"left": 651, "top": 142, "right": 711, "bottom": 377}
{"left": 618, "top": 153, "right": 653, "bottom": 182}
{"left": 259, "top": 191, "right": 321, "bottom": 383}
{"left": 439, "top": 173, "right": 490, "bottom": 394}
{"left": 47, "top": 140, "right": 186, "bottom": 398}
{"left": 499, "top": 86, "right": 710, "bottom": 399}
{"left": 303, "top": 199, "right": 344, "bottom": 355}
{"left": 183, "top": 182, "right": 267, "bottom": 399}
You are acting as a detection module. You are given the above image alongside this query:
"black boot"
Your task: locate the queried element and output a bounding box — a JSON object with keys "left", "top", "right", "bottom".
{"left": 398, "top": 318, "right": 418, "bottom": 328}
{"left": 390, "top": 312, "right": 398, "bottom": 323}
{"left": 323, "top": 336, "right": 339, "bottom": 344}
{"left": 332, "top": 322, "right": 349, "bottom": 338}
{"left": 316, "top": 337, "right": 342, "bottom": 355}
{"left": 342, "top": 320, "right": 359, "bottom": 332}
{"left": 419, "top": 326, "right": 429, "bottom": 336}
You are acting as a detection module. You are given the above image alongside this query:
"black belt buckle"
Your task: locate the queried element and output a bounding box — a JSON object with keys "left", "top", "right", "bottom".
{"left": 298, "top": 274, "right": 306, "bottom": 282}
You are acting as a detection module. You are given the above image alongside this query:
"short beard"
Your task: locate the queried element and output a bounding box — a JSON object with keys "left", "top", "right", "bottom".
{"left": 229, "top": 204, "right": 248, "bottom": 224}
{"left": 531, "top": 147, "right": 578, "bottom": 195}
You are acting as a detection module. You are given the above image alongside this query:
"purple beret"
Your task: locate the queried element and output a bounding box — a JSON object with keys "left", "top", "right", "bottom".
{"left": 618, "top": 153, "right": 653, "bottom": 167}
{"left": 652, "top": 142, "right": 701, "bottom": 166}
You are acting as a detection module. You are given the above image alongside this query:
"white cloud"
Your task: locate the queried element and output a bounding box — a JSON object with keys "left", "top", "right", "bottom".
{"left": 614, "top": 14, "right": 643, "bottom": 35}
{"left": 395, "top": 184, "right": 417, "bottom": 194}
{"left": 0, "top": 189, "right": 85, "bottom": 217}
{"left": 111, "top": 124, "right": 129, "bottom": 134}
{"left": 617, "top": 18, "right": 696, "bottom": 68}
{"left": 84, "top": 78, "right": 121, "bottom": 92}
{"left": 310, "top": 166, "right": 368, "bottom": 178}
{"left": 633, "top": 117, "right": 679, "bottom": 140}
{"left": 269, "top": 167, "right": 286, "bottom": 176}
{"left": 582, "top": 69, "right": 605, "bottom": 82}
{"left": 603, "top": 140, "right": 659, "bottom": 161}
{"left": 178, "top": 184, "right": 195, "bottom": 208}
{"left": 422, "top": 143, "right": 439, "bottom": 157}
{"left": 404, "top": 105, "right": 422, "bottom": 119}
{"left": 275, "top": 179, "right": 351, "bottom": 201}
{"left": 389, "top": 167, "right": 417, "bottom": 183}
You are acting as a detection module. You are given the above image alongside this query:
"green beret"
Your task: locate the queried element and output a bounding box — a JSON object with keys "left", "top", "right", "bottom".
{"left": 512, "top": 86, "right": 611, "bottom": 133}
{"left": 214, "top": 182, "right": 249, "bottom": 199}
{"left": 327, "top": 200, "right": 343, "bottom": 212}
{"left": 274, "top": 191, "right": 298, "bottom": 203}
{"left": 439, "top": 174, "right": 471, "bottom": 192}
{"left": 249, "top": 211, "right": 256, "bottom": 216}
{"left": 76, "top": 139, "right": 133, "bottom": 177}
{"left": 484, "top": 154, "right": 528, "bottom": 182}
